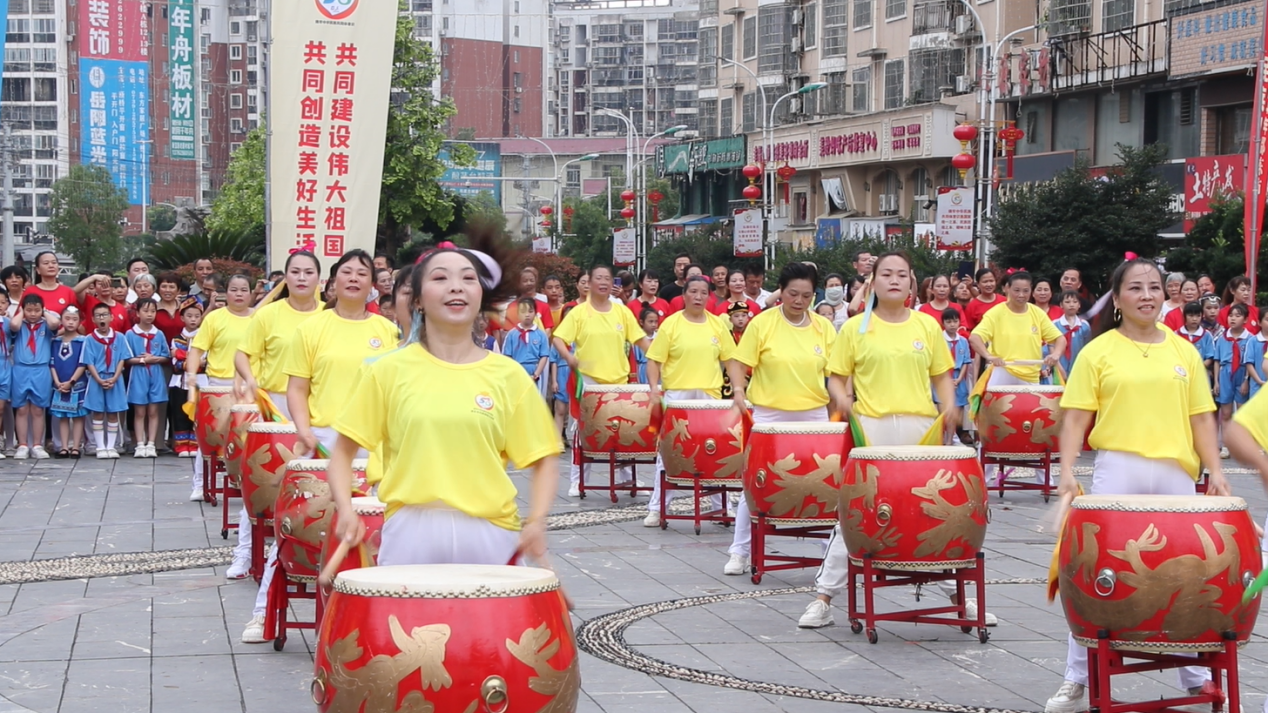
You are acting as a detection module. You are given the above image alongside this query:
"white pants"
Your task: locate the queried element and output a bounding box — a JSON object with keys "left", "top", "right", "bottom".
{"left": 815, "top": 414, "right": 960, "bottom": 598}
{"left": 570, "top": 375, "right": 634, "bottom": 487}
{"left": 251, "top": 543, "right": 279, "bottom": 618}
{"left": 728, "top": 405, "right": 829, "bottom": 557}
{"left": 377, "top": 505, "right": 519, "bottom": 567}
{"left": 1063, "top": 450, "right": 1208, "bottom": 689}
{"left": 649, "top": 389, "right": 722, "bottom": 513}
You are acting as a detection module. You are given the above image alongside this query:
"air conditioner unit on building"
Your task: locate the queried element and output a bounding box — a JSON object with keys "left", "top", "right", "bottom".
{"left": 516, "top": 86, "right": 524, "bottom": 93}
{"left": 954, "top": 14, "right": 973, "bottom": 34}
{"left": 789, "top": 97, "right": 802, "bottom": 113}
{"left": 955, "top": 75, "right": 971, "bottom": 93}
{"left": 791, "top": 8, "right": 803, "bottom": 25}
{"left": 791, "top": 37, "right": 803, "bottom": 53}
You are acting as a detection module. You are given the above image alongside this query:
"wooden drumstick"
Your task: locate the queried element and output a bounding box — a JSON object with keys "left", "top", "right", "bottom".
{"left": 318, "top": 539, "right": 352, "bottom": 589}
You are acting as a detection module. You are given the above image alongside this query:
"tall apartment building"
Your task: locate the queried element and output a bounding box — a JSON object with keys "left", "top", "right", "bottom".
{"left": 550, "top": 0, "right": 700, "bottom": 138}
{"left": 406, "top": 0, "right": 549, "bottom": 138}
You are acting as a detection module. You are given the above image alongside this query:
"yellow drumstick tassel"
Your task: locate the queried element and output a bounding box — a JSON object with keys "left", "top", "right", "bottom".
{"left": 1046, "top": 484, "right": 1084, "bottom": 603}
{"left": 918, "top": 414, "right": 945, "bottom": 446}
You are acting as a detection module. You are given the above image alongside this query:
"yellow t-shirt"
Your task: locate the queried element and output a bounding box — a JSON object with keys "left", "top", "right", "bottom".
{"left": 644, "top": 311, "right": 736, "bottom": 396}
{"left": 830, "top": 311, "right": 952, "bottom": 418}
{"left": 335, "top": 346, "right": 562, "bottom": 530}
{"left": 240, "top": 300, "right": 322, "bottom": 393}
{"left": 552, "top": 300, "right": 646, "bottom": 384}
{"left": 282, "top": 309, "right": 399, "bottom": 428}
{"left": 733, "top": 308, "right": 836, "bottom": 411}
{"left": 190, "top": 308, "right": 252, "bottom": 379}
{"left": 1233, "top": 387, "right": 1268, "bottom": 450}
{"left": 1061, "top": 328, "right": 1215, "bottom": 479}
{"left": 971, "top": 302, "right": 1063, "bottom": 382}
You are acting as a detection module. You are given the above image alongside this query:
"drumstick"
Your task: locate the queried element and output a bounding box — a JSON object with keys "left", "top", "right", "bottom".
{"left": 318, "top": 539, "right": 352, "bottom": 589}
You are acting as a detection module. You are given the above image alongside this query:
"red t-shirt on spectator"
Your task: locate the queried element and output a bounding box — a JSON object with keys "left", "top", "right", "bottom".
{"left": 628, "top": 297, "right": 671, "bottom": 321}
{"left": 963, "top": 294, "right": 1006, "bottom": 333}
{"left": 21, "top": 284, "right": 77, "bottom": 315}
{"left": 708, "top": 298, "right": 762, "bottom": 318}
{"left": 82, "top": 295, "right": 132, "bottom": 333}
{"left": 1219, "top": 303, "right": 1261, "bottom": 334}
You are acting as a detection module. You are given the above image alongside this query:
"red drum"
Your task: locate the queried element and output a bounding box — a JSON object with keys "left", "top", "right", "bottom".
{"left": 224, "top": 404, "right": 260, "bottom": 482}
{"left": 318, "top": 497, "right": 385, "bottom": 612}
{"left": 1058, "top": 495, "right": 1262, "bottom": 652}
{"left": 578, "top": 384, "right": 656, "bottom": 459}
{"left": 839, "top": 446, "right": 987, "bottom": 569}
{"left": 240, "top": 422, "right": 301, "bottom": 521}
{"left": 193, "top": 386, "right": 234, "bottom": 457}
{"left": 275, "top": 459, "right": 367, "bottom": 579}
{"left": 743, "top": 422, "right": 853, "bottom": 525}
{"left": 659, "top": 399, "right": 745, "bottom": 484}
{"left": 976, "top": 384, "right": 1064, "bottom": 456}
{"left": 313, "top": 565, "right": 579, "bottom": 713}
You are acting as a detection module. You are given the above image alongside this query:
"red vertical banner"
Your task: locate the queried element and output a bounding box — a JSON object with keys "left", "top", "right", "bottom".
{"left": 1246, "top": 14, "right": 1268, "bottom": 294}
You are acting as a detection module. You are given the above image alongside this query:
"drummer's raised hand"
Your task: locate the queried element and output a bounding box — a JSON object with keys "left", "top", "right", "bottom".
{"left": 335, "top": 505, "right": 366, "bottom": 547}
{"left": 297, "top": 427, "right": 319, "bottom": 458}
{"left": 1205, "top": 470, "right": 1231, "bottom": 497}
{"left": 518, "top": 519, "right": 548, "bottom": 565}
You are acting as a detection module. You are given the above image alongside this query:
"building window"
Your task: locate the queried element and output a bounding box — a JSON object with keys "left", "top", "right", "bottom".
{"left": 513, "top": 72, "right": 522, "bottom": 87}
{"left": 758, "top": 6, "right": 794, "bottom": 74}
{"left": 32, "top": 77, "right": 55, "bottom": 102}
{"left": 231, "top": 70, "right": 242, "bottom": 84}
{"left": 33, "top": 0, "right": 53, "bottom": 12}
{"left": 32, "top": 18, "right": 55, "bottom": 42}
{"left": 742, "top": 92, "right": 756, "bottom": 132}
{"left": 230, "top": 93, "right": 243, "bottom": 109}
{"left": 910, "top": 166, "right": 930, "bottom": 221}
{"left": 514, "top": 0, "right": 519, "bottom": 10}
{"left": 699, "top": 27, "right": 717, "bottom": 88}
{"left": 805, "top": 3, "right": 817, "bottom": 48}
{"left": 852, "top": 66, "right": 870, "bottom": 112}
{"left": 699, "top": 99, "right": 718, "bottom": 138}
{"left": 908, "top": 48, "right": 964, "bottom": 103}
{"left": 6, "top": 19, "right": 29, "bottom": 44}
{"left": 1102, "top": 0, "right": 1133, "bottom": 32}
{"left": 885, "top": 0, "right": 905, "bottom": 19}
{"left": 1048, "top": 0, "right": 1091, "bottom": 35}
{"left": 820, "top": 71, "right": 847, "bottom": 115}
{"left": 230, "top": 21, "right": 240, "bottom": 35}
{"left": 32, "top": 105, "right": 55, "bottom": 130}
{"left": 230, "top": 44, "right": 242, "bottom": 60}
{"left": 720, "top": 97, "right": 734, "bottom": 135}
{"left": 230, "top": 118, "right": 244, "bottom": 134}
{"left": 513, "top": 97, "right": 521, "bottom": 113}
{"left": 853, "top": 0, "right": 872, "bottom": 28}
{"left": 883, "top": 59, "right": 903, "bottom": 109}
{"left": 513, "top": 50, "right": 519, "bottom": 63}
{"left": 822, "top": 0, "right": 848, "bottom": 57}
{"left": 514, "top": 25, "right": 520, "bottom": 37}
{"left": 1216, "top": 105, "right": 1251, "bottom": 155}
{"left": 248, "top": 45, "right": 257, "bottom": 65}
{"left": 32, "top": 47, "right": 55, "bottom": 71}
{"left": 742, "top": 16, "right": 757, "bottom": 60}
{"left": 701, "top": 0, "right": 718, "bottom": 15}
{"left": 721, "top": 23, "right": 735, "bottom": 61}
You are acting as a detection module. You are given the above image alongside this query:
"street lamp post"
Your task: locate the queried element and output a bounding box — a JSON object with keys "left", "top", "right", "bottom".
{"left": 761, "top": 82, "right": 826, "bottom": 268}
{"left": 554, "top": 153, "right": 599, "bottom": 252}
{"left": 637, "top": 125, "right": 686, "bottom": 271}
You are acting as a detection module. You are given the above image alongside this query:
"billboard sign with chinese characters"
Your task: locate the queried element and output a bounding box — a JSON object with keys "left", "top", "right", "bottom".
{"left": 267, "top": 0, "right": 397, "bottom": 270}
{"left": 935, "top": 186, "right": 974, "bottom": 251}
{"left": 733, "top": 208, "right": 763, "bottom": 257}
{"left": 657, "top": 137, "right": 746, "bottom": 179}
{"left": 1169, "top": 4, "right": 1261, "bottom": 78}
{"left": 1184, "top": 154, "right": 1245, "bottom": 232}
{"left": 438, "top": 142, "right": 502, "bottom": 201}
{"left": 168, "top": 0, "right": 196, "bottom": 161}
{"left": 613, "top": 227, "right": 636, "bottom": 266}
{"left": 79, "top": 0, "right": 149, "bottom": 204}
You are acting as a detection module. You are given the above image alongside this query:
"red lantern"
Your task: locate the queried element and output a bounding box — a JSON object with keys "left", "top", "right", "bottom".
{"left": 952, "top": 124, "right": 979, "bottom": 143}
{"left": 741, "top": 164, "right": 762, "bottom": 181}
{"left": 540, "top": 205, "right": 553, "bottom": 216}
{"left": 562, "top": 206, "right": 575, "bottom": 216}
{"left": 541, "top": 219, "right": 553, "bottom": 229}
{"left": 951, "top": 152, "right": 977, "bottom": 183}
{"left": 620, "top": 206, "right": 636, "bottom": 220}
{"left": 620, "top": 189, "right": 637, "bottom": 203}
{"left": 742, "top": 184, "right": 762, "bottom": 204}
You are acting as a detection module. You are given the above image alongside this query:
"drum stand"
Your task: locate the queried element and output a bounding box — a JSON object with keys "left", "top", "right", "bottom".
{"left": 200, "top": 455, "right": 223, "bottom": 506}
{"left": 248, "top": 514, "right": 270, "bottom": 583}
{"left": 1085, "top": 635, "right": 1235, "bottom": 713}
{"left": 574, "top": 441, "right": 654, "bottom": 503}
{"left": 748, "top": 512, "right": 834, "bottom": 585}
{"left": 980, "top": 450, "right": 1056, "bottom": 502}
{"left": 219, "top": 470, "right": 241, "bottom": 540}
{"left": 846, "top": 552, "right": 990, "bottom": 645}
{"left": 263, "top": 562, "right": 316, "bottom": 652}
{"left": 659, "top": 471, "right": 738, "bottom": 534}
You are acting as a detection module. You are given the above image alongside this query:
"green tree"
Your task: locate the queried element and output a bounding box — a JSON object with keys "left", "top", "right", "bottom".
{"left": 208, "top": 123, "right": 265, "bottom": 236}
{"left": 148, "top": 204, "right": 178, "bottom": 233}
{"left": 47, "top": 165, "right": 130, "bottom": 272}
{"left": 1164, "top": 194, "right": 1268, "bottom": 294}
{"left": 559, "top": 197, "right": 618, "bottom": 270}
{"left": 146, "top": 227, "right": 265, "bottom": 270}
{"left": 988, "top": 143, "right": 1177, "bottom": 293}
{"left": 378, "top": 11, "right": 475, "bottom": 257}
{"left": 462, "top": 192, "right": 507, "bottom": 234}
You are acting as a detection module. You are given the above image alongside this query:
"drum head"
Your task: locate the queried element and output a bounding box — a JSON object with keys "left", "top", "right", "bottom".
{"left": 583, "top": 384, "right": 650, "bottom": 394}
{"left": 286, "top": 458, "right": 369, "bottom": 471}
{"left": 663, "top": 399, "right": 733, "bottom": 410}
{"left": 848, "top": 445, "right": 977, "bottom": 460}
{"left": 200, "top": 386, "right": 233, "bottom": 394}
{"left": 248, "top": 422, "right": 298, "bottom": 434}
{"left": 751, "top": 422, "right": 848, "bottom": 435}
{"left": 333, "top": 564, "right": 560, "bottom": 597}
{"left": 986, "top": 385, "right": 1065, "bottom": 394}
{"left": 230, "top": 404, "right": 260, "bottom": 413}
{"left": 1071, "top": 494, "right": 1247, "bottom": 512}
{"left": 350, "top": 496, "right": 385, "bottom": 514}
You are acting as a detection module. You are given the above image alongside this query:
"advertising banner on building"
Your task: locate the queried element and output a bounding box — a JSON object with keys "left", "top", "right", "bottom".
{"left": 935, "top": 186, "right": 974, "bottom": 251}
{"left": 1183, "top": 155, "right": 1244, "bottom": 232}
{"left": 1249, "top": 11, "right": 1268, "bottom": 291}
{"left": 168, "top": 0, "right": 196, "bottom": 161}
{"left": 79, "top": 0, "right": 149, "bottom": 204}
{"left": 438, "top": 142, "right": 502, "bottom": 201}
{"left": 733, "top": 208, "right": 763, "bottom": 257}
{"left": 531, "top": 236, "right": 551, "bottom": 254}
{"left": 613, "top": 227, "right": 636, "bottom": 266}
{"left": 267, "top": 0, "right": 397, "bottom": 271}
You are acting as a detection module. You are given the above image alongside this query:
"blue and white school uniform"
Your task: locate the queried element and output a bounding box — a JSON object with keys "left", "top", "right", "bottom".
{"left": 1246, "top": 333, "right": 1268, "bottom": 400}
{"left": 10, "top": 320, "right": 54, "bottom": 409}
{"left": 631, "top": 332, "right": 654, "bottom": 385}
{"left": 0, "top": 329, "right": 14, "bottom": 403}
{"left": 551, "top": 345, "right": 572, "bottom": 406}
{"left": 1214, "top": 330, "right": 1253, "bottom": 405}
{"left": 1052, "top": 315, "right": 1092, "bottom": 375}
{"left": 939, "top": 332, "right": 972, "bottom": 407}
{"left": 82, "top": 330, "right": 133, "bottom": 414}
{"left": 502, "top": 324, "right": 551, "bottom": 399}
{"left": 1177, "top": 326, "right": 1216, "bottom": 364}
{"left": 123, "top": 326, "right": 171, "bottom": 405}
{"left": 49, "top": 337, "right": 88, "bottom": 419}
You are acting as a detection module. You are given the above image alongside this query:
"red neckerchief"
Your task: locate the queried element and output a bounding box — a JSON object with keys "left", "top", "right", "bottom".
{"left": 518, "top": 325, "right": 534, "bottom": 345}
{"left": 92, "top": 329, "right": 116, "bottom": 370}
{"left": 1179, "top": 326, "right": 1205, "bottom": 345}
{"left": 1060, "top": 317, "right": 1082, "bottom": 359}
{"left": 1226, "top": 330, "right": 1243, "bottom": 371}
{"left": 133, "top": 326, "right": 156, "bottom": 354}
{"left": 22, "top": 321, "right": 39, "bottom": 355}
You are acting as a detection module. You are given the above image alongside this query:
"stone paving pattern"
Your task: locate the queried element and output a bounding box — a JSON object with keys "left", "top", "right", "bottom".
{"left": 0, "top": 453, "right": 1262, "bottom": 712}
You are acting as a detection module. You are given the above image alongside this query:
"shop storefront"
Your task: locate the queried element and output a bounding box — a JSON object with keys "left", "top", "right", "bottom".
{"left": 656, "top": 136, "right": 747, "bottom": 221}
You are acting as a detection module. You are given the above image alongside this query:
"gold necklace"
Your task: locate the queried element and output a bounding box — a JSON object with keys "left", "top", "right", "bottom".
{"left": 1119, "top": 329, "right": 1162, "bottom": 358}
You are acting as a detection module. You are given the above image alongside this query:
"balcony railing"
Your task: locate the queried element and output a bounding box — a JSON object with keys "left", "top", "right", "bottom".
{"left": 1048, "top": 18, "right": 1168, "bottom": 90}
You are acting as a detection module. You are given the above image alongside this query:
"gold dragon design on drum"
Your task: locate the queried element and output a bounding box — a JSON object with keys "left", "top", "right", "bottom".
{"left": 659, "top": 416, "right": 744, "bottom": 480}
{"left": 244, "top": 441, "right": 300, "bottom": 516}
{"left": 579, "top": 390, "right": 652, "bottom": 449}
{"left": 841, "top": 463, "right": 987, "bottom": 563}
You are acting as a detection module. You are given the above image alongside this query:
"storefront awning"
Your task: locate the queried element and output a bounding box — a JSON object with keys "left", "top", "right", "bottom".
{"left": 653, "top": 214, "right": 719, "bottom": 227}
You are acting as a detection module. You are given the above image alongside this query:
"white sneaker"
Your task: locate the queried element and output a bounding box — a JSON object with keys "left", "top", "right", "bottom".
{"left": 189, "top": 488, "right": 204, "bottom": 501}
{"left": 148, "top": 444, "right": 159, "bottom": 458}
{"left": 567, "top": 485, "right": 580, "bottom": 497}
{"left": 963, "top": 598, "right": 998, "bottom": 626}
{"left": 723, "top": 554, "right": 750, "bottom": 576}
{"left": 14, "top": 446, "right": 28, "bottom": 459}
{"left": 1220, "top": 446, "right": 1230, "bottom": 459}
{"left": 798, "top": 599, "right": 834, "bottom": 628}
{"left": 643, "top": 512, "right": 661, "bottom": 527}
{"left": 30, "top": 446, "right": 49, "bottom": 460}
{"left": 97, "top": 450, "right": 110, "bottom": 460}
{"left": 226, "top": 557, "right": 251, "bottom": 580}
{"left": 134, "top": 445, "right": 146, "bottom": 458}
{"left": 241, "top": 615, "right": 267, "bottom": 644}
{"left": 1044, "top": 681, "right": 1087, "bottom": 713}
{"left": 107, "top": 449, "right": 120, "bottom": 459}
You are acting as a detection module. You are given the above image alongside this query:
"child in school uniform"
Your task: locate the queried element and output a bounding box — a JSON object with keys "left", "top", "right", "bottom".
{"left": 83, "top": 302, "right": 132, "bottom": 459}
{"left": 124, "top": 299, "right": 170, "bottom": 458}
{"left": 10, "top": 293, "right": 60, "bottom": 458}
{"left": 1175, "top": 301, "right": 1216, "bottom": 383}
{"left": 1215, "top": 302, "right": 1254, "bottom": 458}
{"left": 630, "top": 307, "right": 659, "bottom": 385}
{"left": 1201, "top": 295, "right": 1225, "bottom": 339}
{"left": 502, "top": 297, "right": 551, "bottom": 399}
{"left": 549, "top": 305, "right": 576, "bottom": 442}
{"left": 1052, "top": 290, "right": 1092, "bottom": 376}
{"left": 49, "top": 307, "right": 87, "bottom": 458}
{"left": 1246, "top": 310, "right": 1268, "bottom": 401}
{"left": 168, "top": 300, "right": 202, "bottom": 459}
{"left": 938, "top": 308, "right": 974, "bottom": 445}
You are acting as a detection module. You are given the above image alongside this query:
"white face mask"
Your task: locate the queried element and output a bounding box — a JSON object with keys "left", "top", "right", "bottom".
{"left": 824, "top": 286, "right": 845, "bottom": 305}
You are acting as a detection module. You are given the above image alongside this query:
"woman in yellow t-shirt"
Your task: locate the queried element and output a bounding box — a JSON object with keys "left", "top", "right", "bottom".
{"left": 642, "top": 275, "right": 737, "bottom": 527}
{"left": 234, "top": 251, "right": 322, "bottom": 418}
{"left": 328, "top": 234, "right": 561, "bottom": 568}
{"left": 723, "top": 261, "right": 837, "bottom": 576}
{"left": 187, "top": 274, "right": 254, "bottom": 396}
{"left": 552, "top": 264, "right": 651, "bottom": 496}
{"left": 969, "top": 271, "right": 1066, "bottom": 386}
{"left": 1047, "top": 258, "right": 1228, "bottom": 713}
{"left": 798, "top": 252, "right": 994, "bottom": 628}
